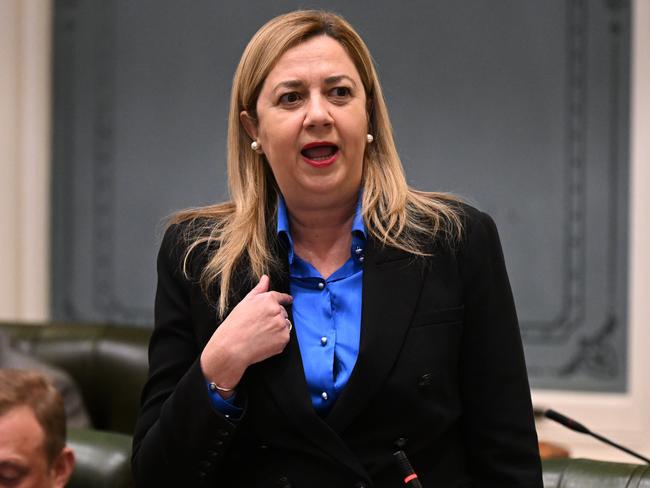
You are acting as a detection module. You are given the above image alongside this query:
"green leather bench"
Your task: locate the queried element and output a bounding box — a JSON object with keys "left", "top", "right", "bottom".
{"left": 543, "top": 458, "right": 650, "bottom": 487}
{"left": 1, "top": 322, "right": 150, "bottom": 488}
{"left": 1, "top": 322, "right": 151, "bottom": 434}
{"left": 68, "top": 428, "right": 134, "bottom": 488}
{"left": 3, "top": 322, "right": 650, "bottom": 488}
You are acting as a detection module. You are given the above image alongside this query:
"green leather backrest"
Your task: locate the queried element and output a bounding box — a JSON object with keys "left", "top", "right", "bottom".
{"left": 0, "top": 322, "right": 151, "bottom": 434}
{"left": 543, "top": 458, "right": 650, "bottom": 488}
{"left": 67, "top": 428, "right": 134, "bottom": 488}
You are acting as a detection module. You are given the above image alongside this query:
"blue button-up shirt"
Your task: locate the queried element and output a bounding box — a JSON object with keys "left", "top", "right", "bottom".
{"left": 207, "top": 197, "right": 365, "bottom": 417}
{"left": 277, "top": 197, "right": 365, "bottom": 415}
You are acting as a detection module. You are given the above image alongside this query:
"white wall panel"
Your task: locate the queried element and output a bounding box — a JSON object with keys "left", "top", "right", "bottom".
{"left": 0, "top": 0, "right": 51, "bottom": 321}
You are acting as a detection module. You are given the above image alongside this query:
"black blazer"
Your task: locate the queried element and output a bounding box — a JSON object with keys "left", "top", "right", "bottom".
{"left": 132, "top": 204, "right": 542, "bottom": 488}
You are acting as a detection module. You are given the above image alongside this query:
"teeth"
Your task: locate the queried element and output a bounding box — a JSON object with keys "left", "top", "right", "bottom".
{"left": 302, "top": 145, "right": 337, "bottom": 160}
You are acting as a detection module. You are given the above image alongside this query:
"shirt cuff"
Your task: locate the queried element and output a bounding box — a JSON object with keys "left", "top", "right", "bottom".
{"left": 205, "top": 381, "right": 244, "bottom": 420}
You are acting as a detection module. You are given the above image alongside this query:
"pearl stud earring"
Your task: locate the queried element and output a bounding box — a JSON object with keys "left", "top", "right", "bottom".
{"left": 366, "top": 134, "right": 374, "bottom": 144}
{"left": 251, "top": 140, "right": 260, "bottom": 151}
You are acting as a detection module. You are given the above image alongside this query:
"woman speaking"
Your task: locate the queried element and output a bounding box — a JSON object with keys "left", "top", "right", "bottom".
{"left": 132, "top": 10, "right": 542, "bottom": 488}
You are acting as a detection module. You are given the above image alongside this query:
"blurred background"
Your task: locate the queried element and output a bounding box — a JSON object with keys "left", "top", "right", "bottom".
{"left": 1, "top": 0, "right": 648, "bottom": 464}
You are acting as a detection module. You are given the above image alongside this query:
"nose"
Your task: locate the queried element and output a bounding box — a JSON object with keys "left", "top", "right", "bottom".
{"left": 303, "top": 93, "right": 333, "bottom": 129}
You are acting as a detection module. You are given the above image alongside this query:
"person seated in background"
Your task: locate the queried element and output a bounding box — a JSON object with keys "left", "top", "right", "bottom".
{"left": 0, "top": 369, "right": 75, "bottom": 488}
{"left": 0, "top": 331, "right": 90, "bottom": 428}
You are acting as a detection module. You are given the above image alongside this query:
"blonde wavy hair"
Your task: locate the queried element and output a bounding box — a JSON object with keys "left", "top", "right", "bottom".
{"left": 171, "top": 10, "right": 463, "bottom": 316}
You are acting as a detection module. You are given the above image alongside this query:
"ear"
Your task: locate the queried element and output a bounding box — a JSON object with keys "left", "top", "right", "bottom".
{"left": 240, "top": 110, "right": 259, "bottom": 141}
{"left": 52, "top": 446, "right": 75, "bottom": 488}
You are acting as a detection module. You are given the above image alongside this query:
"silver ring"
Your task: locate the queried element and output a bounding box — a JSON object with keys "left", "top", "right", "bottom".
{"left": 285, "top": 318, "right": 292, "bottom": 332}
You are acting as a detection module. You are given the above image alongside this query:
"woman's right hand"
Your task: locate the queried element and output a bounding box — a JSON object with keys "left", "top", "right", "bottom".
{"left": 199, "top": 275, "right": 293, "bottom": 396}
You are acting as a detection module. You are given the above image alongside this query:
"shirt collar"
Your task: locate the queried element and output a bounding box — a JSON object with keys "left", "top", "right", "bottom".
{"left": 277, "top": 193, "right": 367, "bottom": 265}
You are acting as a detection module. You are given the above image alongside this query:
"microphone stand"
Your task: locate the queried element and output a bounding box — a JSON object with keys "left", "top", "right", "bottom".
{"left": 544, "top": 409, "right": 650, "bottom": 464}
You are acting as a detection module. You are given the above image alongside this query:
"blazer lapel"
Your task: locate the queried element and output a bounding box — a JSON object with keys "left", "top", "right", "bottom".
{"left": 325, "top": 237, "right": 428, "bottom": 434}
{"left": 256, "top": 243, "right": 369, "bottom": 479}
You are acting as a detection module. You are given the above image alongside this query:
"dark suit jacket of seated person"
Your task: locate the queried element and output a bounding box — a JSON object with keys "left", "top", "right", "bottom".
{"left": 132, "top": 10, "right": 543, "bottom": 488}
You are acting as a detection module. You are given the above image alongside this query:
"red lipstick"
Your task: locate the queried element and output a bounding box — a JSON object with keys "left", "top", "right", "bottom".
{"left": 300, "top": 141, "right": 339, "bottom": 168}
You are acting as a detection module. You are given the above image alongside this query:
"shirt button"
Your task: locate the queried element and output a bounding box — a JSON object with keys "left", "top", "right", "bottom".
{"left": 358, "top": 255, "right": 365, "bottom": 263}
{"left": 320, "top": 336, "right": 328, "bottom": 346}
{"left": 317, "top": 281, "right": 325, "bottom": 290}
{"left": 321, "top": 392, "right": 328, "bottom": 401}
{"left": 355, "top": 247, "right": 363, "bottom": 255}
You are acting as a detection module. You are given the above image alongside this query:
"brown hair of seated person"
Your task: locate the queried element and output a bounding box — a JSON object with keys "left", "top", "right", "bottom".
{"left": 0, "top": 369, "right": 75, "bottom": 488}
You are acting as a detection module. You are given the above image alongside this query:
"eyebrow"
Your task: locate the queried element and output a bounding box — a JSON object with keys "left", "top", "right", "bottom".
{"left": 324, "top": 75, "right": 357, "bottom": 86}
{"left": 272, "top": 75, "right": 357, "bottom": 93}
{"left": 272, "top": 80, "right": 303, "bottom": 93}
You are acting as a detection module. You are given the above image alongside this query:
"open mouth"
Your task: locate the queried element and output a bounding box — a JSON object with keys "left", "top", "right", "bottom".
{"left": 301, "top": 142, "right": 339, "bottom": 167}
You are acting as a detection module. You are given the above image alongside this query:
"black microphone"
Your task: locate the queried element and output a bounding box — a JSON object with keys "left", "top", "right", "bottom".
{"left": 392, "top": 438, "right": 422, "bottom": 488}
{"left": 544, "top": 408, "right": 650, "bottom": 464}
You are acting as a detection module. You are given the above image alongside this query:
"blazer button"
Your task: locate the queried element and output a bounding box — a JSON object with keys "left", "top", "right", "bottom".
{"left": 207, "top": 450, "right": 218, "bottom": 458}
{"left": 394, "top": 437, "right": 408, "bottom": 449}
{"left": 353, "top": 482, "right": 367, "bottom": 488}
{"left": 417, "top": 372, "right": 433, "bottom": 388}
{"left": 276, "top": 476, "right": 292, "bottom": 487}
